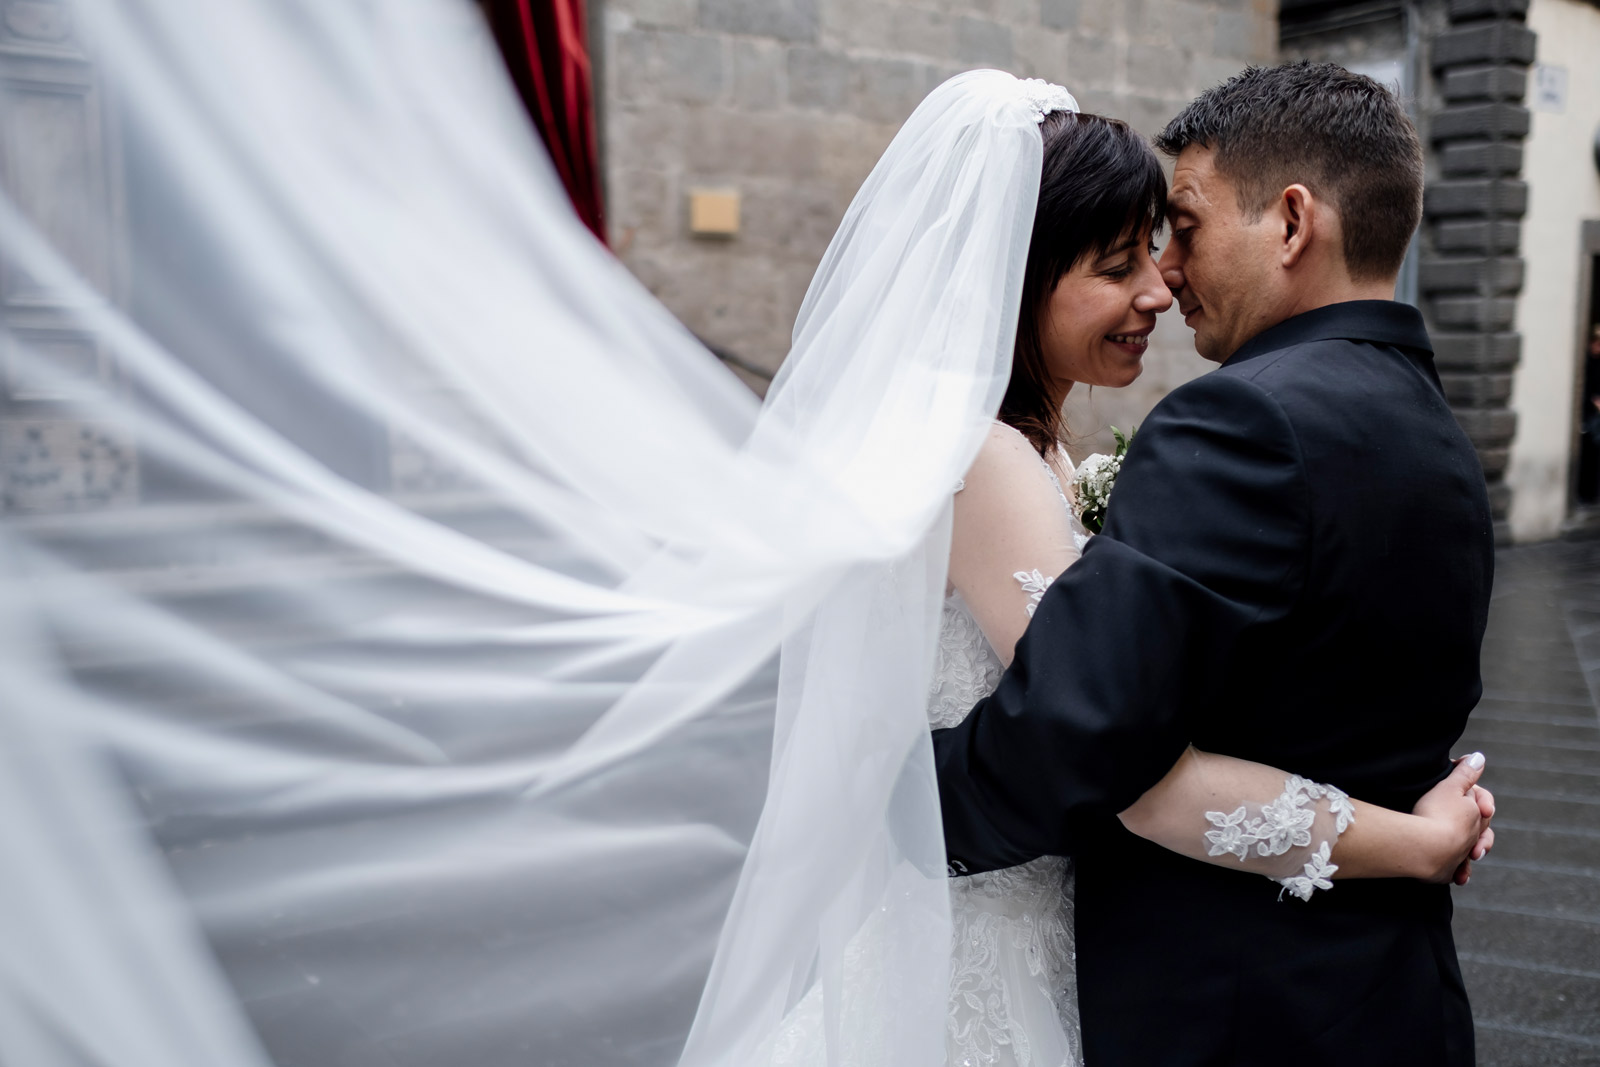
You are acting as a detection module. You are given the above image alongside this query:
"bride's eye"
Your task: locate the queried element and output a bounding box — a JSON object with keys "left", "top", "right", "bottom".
{"left": 1101, "top": 260, "right": 1136, "bottom": 280}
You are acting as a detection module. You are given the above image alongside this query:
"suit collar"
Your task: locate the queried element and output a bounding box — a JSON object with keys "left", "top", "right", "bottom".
{"left": 1223, "top": 300, "right": 1433, "bottom": 369}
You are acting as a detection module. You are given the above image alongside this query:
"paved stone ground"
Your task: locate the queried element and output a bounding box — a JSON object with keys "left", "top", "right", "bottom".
{"left": 1456, "top": 539, "right": 1600, "bottom": 1066}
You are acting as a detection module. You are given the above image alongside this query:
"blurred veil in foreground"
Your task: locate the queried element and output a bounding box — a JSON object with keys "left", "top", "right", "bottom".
{"left": 0, "top": 2, "right": 1042, "bottom": 1063}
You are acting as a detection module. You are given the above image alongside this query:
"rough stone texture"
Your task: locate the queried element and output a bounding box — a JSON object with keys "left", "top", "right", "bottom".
{"left": 1419, "top": 0, "right": 1533, "bottom": 536}
{"left": 597, "top": 0, "right": 1278, "bottom": 414}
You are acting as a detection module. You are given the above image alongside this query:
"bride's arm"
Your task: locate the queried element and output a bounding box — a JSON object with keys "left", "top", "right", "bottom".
{"left": 950, "top": 426, "right": 1494, "bottom": 896}
{"left": 1118, "top": 748, "right": 1495, "bottom": 897}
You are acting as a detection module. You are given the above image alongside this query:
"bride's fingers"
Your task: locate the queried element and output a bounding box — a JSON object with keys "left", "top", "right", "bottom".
{"left": 1454, "top": 857, "right": 1472, "bottom": 886}
{"left": 1472, "top": 784, "right": 1496, "bottom": 820}
{"left": 1448, "top": 751, "right": 1486, "bottom": 794}
{"left": 1471, "top": 826, "right": 1495, "bottom": 862}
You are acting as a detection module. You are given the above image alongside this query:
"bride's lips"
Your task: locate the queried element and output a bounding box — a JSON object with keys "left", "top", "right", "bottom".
{"left": 1105, "top": 328, "right": 1152, "bottom": 355}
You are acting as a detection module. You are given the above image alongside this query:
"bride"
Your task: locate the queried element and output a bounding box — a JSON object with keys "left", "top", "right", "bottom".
{"left": 772, "top": 73, "right": 1495, "bottom": 1067}
{"left": 0, "top": 8, "right": 1491, "bottom": 1066}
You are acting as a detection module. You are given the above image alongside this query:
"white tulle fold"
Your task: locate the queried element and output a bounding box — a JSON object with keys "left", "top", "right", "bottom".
{"left": 0, "top": 4, "right": 1047, "bottom": 1064}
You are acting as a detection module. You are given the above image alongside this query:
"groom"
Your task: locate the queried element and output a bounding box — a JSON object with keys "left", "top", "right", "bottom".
{"left": 933, "top": 63, "right": 1493, "bottom": 1065}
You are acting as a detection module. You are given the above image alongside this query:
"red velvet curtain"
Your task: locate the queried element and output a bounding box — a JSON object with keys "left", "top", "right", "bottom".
{"left": 483, "top": 0, "right": 606, "bottom": 243}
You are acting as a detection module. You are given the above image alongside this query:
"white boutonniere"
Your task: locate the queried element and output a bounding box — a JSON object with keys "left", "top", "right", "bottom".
{"left": 1071, "top": 425, "right": 1135, "bottom": 535}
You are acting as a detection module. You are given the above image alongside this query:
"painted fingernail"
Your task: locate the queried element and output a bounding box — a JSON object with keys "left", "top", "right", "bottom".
{"left": 1466, "top": 752, "right": 1485, "bottom": 769}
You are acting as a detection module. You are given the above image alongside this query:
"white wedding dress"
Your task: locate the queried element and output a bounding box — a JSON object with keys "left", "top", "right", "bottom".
{"left": 929, "top": 451, "right": 1088, "bottom": 1067}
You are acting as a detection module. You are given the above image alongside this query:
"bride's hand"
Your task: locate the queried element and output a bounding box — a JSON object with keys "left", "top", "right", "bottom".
{"left": 1410, "top": 753, "right": 1495, "bottom": 885}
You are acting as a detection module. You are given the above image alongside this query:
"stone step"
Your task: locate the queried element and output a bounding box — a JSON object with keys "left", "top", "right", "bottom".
{"left": 1460, "top": 956, "right": 1600, "bottom": 1040}
{"left": 1473, "top": 1022, "right": 1600, "bottom": 1067}
{"left": 1485, "top": 825, "right": 1600, "bottom": 869}
{"left": 1465, "top": 740, "right": 1600, "bottom": 775}
{"left": 1462, "top": 863, "right": 1600, "bottom": 919}
{"left": 1453, "top": 907, "right": 1600, "bottom": 976}
{"left": 1460, "top": 717, "right": 1600, "bottom": 750}
{"left": 1475, "top": 794, "right": 1600, "bottom": 830}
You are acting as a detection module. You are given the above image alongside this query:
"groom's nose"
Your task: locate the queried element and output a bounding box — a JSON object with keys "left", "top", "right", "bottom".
{"left": 1158, "top": 246, "right": 1186, "bottom": 295}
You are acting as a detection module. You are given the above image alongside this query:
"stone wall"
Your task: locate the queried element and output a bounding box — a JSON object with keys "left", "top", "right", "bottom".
{"left": 1282, "top": 0, "right": 1534, "bottom": 541}
{"left": 596, "top": 0, "right": 1278, "bottom": 450}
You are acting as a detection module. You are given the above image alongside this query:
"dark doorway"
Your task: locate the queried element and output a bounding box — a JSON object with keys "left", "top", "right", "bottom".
{"left": 1577, "top": 228, "right": 1600, "bottom": 509}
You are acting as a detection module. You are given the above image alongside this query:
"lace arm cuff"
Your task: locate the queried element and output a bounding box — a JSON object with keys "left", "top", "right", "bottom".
{"left": 1203, "top": 775, "right": 1355, "bottom": 901}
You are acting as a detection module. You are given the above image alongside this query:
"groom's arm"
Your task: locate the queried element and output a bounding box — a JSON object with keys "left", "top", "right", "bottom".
{"left": 933, "top": 371, "right": 1310, "bottom": 873}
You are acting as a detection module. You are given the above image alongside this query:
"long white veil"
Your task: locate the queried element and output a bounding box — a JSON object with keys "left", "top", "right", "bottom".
{"left": 0, "top": 1, "right": 1050, "bottom": 1063}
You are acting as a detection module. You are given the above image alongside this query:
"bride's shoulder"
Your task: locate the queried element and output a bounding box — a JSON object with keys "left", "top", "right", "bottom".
{"left": 958, "top": 422, "right": 1058, "bottom": 506}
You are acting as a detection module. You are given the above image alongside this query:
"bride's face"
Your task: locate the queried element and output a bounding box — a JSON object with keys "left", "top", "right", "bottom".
{"left": 1038, "top": 225, "right": 1172, "bottom": 391}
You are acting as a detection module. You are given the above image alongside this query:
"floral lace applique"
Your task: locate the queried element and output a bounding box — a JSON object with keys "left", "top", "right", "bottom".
{"left": 1277, "top": 841, "right": 1339, "bottom": 902}
{"left": 1204, "top": 776, "right": 1355, "bottom": 902}
{"left": 1013, "top": 569, "right": 1052, "bottom": 618}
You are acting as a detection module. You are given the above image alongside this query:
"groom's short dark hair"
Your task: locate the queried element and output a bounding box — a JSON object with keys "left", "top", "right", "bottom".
{"left": 1155, "top": 62, "right": 1423, "bottom": 282}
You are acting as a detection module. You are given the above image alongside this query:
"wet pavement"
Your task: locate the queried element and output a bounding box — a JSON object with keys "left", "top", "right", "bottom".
{"left": 1456, "top": 538, "right": 1600, "bottom": 1066}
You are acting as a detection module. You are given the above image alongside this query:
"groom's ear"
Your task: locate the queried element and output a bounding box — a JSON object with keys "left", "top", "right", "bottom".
{"left": 1277, "top": 184, "right": 1316, "bottom": 270}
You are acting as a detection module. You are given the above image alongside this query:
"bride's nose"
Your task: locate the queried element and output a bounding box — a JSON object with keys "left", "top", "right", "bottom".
{"left": 1135, "top": 259, "right": 1174, "bottom": 314}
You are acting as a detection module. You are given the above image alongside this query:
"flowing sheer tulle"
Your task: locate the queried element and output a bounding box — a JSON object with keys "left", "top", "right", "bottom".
{"left": 0, "top": 2, "right": 1046, "bottom": 1063}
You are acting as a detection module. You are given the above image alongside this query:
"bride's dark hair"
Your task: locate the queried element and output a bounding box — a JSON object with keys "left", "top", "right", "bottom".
{"left": 1001, "top": 112, "right": 1168, "bottom": 455}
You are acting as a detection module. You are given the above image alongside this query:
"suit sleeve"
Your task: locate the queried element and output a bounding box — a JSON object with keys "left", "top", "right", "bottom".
{"left": 933, "top": 371, "right": 1311, "bottom": 874}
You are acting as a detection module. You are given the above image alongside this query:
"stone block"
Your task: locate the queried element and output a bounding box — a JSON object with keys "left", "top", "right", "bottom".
{"left": 1418, "top": 255, "right": 1525, "bottom": 294}
{"left": 1434, "top": 295, "right": 1518, "bottom": 329}
{"left": 1438, "top": 139, "right": 1524, "bottom": 176}
{"left": 1214, "top": 9, "right": 1265, "bottom": 61}
{"left": 1431, "top": 22, "right": 1537, "bottom": 69}
{"left": 1073, "top": 88, "right": 1121, "bottom": 122}
{"left": 614, "top": 29, "right": 727, "bottom": 105}
{"left": 1429, "top": 102, "right": 1531, "bottom": 142}
{"left": 684, "top": 108, "right": 824, "bottom": 180}
{"left": 1190, "top": 54, "right": 1248, "bottom": 92}
{"left": 786, "top": 46, "right": 851, "bottom": 111}
{"left": 1448, "top": 0, "right": 1531, "bottom": 19}
{"left": 1128, "top": 0, "right": 1215, "bottom": 47}
{"left": 852, "top": 56, "right": 929, "bottom": 125}
{"left": 1069, "top": 34, "right": 1119, "bottom": 91}
{"left": 1440, "top": 371, "right": 1516, "bottom": 406}
{"left": 1012, "top": 27, "right": 1073, "bottom": 82}
{"left": 1453, "top": 406, "right": 1519, "bottom": 450}
{"left": 699, "top": 0, "right": 820, "bottom": 43}
{"left": 1432, "top": 331, "right": 1521, "bottom": 371}
{"left": 1041, "top": 0, "right": 1081, "bottom": 31}
{"left": 1476, "top": 445, "right": 1511, "bottom": 476}
{"left": 1434, "top": 218, "right": 1521, "bottom": 253}
{"left": 954, "top": 16, "right": 1014, "bottom": 66}
{"left": 1124, "top": 94, "right": 1184, "bottom": 137}
{"left": 890, "top": 7, "right": 957, "bottom": 58}
{"left": 1127, "top": 43, "right": 1189, "bottom": 96}
{"left": 732, "top": 38, "right": 785, "bottom": 111}
{"left": 623, "top": 0, "right": 697, "bottom": 29}
{"left": 1076, "top": 0, "right": 1125, "bottom": 37}
{"left": 1441, "top": 63, "right": 1529, "bottom": 102}
{"left": 1424, "top": 178, "right": 1528, "bottom": 218}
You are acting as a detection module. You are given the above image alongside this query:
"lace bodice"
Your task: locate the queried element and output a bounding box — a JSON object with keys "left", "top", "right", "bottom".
{"left": 931, "top": 447, "right": 1083, "bottom": 1067}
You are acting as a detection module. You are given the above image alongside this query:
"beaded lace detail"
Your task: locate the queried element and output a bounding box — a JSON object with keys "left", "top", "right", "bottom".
{"left": 1016, "top": 78, "right": 1080, "bottom": 123}
{"left": 1204, "top": 775, "right": 1355, "bottom": 902}
{"left": 934, "top": 446, "right": 1085, "bottom": 1066}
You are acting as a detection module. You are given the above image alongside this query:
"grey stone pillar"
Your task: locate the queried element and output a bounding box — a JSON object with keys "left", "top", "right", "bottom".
{"left": 1420, "top": 0, "right": 1535, "bottom": 541}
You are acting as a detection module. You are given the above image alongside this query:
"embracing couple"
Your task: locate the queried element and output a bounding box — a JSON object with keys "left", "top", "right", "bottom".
{"left": 803, "top": 63, "right": 1496, "bottom": 1067}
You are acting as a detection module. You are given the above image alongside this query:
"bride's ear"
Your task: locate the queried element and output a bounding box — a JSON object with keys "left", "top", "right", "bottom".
{"left": 1277, "top": 184, "right": 1315, "bottom": 270}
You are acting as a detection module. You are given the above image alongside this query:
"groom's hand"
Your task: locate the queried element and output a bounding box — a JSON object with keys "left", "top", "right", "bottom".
{"left": 1410, "top": 753, "right": 1495, "bottom": 885}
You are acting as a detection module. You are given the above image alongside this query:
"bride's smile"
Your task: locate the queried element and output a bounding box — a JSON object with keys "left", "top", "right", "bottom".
{"left": 1037, "top": 224, "right": 1172, "bottom": 394}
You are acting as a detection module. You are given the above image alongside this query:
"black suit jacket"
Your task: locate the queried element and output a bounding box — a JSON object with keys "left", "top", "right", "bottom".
{"left": 933, "top": 301, "right": 1493, "bottom": 1066}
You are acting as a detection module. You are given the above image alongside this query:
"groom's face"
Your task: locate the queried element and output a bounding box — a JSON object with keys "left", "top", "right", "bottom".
{"left": 1158, "top": 146, "right": 1282, "bottom": 363}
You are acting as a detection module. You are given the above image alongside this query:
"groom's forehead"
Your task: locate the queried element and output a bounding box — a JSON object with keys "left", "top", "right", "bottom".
{"left": 1168, "top": 148, "right": 1230, "bottom": 215}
